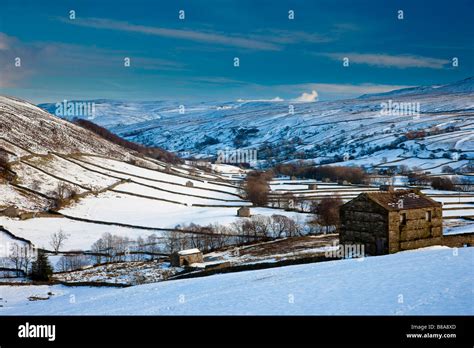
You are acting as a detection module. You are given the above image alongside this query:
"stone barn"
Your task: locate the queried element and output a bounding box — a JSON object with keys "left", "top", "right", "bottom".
{"left": 340, "top": 190, "right": 442, "bottom": 255}
{"left": 308, "top": 183, "right": 318, "bottom": 190}
{"left": 185, "top": 180, "right": 194, "bottom": 188}
{"left": 170, "top": 248, "right": 203, "bottom": 267}
{"left": 237, "top": 206, "right": 251, "bottom": 217}
{"left": 379, "top": 184, "right": 395, "bottom": 192}
{"left": 0, "top": 205, "right": 20, "bottom": 218}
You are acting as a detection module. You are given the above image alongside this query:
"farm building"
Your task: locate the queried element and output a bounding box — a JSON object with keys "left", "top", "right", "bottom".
{"left": 308, "top": 183, "right": 318, "bottom": 190}
{"left": 185, "top": 180, "right": 194, "bottom": 187}
{"left": 237, "top": 206, "right": 251, "bottom": 217}
{"left": 0, "top": 205, "right": 20, "bottom": 218}
{"left": 379, "top": 184, "right": 395, "bottom": 192}
{"left": 170, "top": 248, "right": 203, "bottom": 267}
{"left": 340, "top": 190, "right": 443, "bottom": 255}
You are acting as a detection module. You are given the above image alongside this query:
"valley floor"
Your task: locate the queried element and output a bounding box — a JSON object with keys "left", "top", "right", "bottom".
{"left": 1, "top": 246, "right": 472, "bottom": 315}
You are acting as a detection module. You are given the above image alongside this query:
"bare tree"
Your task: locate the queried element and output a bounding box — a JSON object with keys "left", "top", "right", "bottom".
{"left": 314, "top": 195, "right": 343, "bottom": 234}
{"left": 270, "top": 214, "right": 292, "bottom": 238}
{"left": 49, "top": 229, "right": 69, "bottom": 253}
{"left": 58, "top": 252, "right": 89, "bottom": 272}
{"left": 51, "top": 182, "right": 78, "bottom": 210}
{"left": 8, "top": 243, "right": 35, "bottom": 276}
{"left": 90, "top": 237, "right": 106, "bottom": 264}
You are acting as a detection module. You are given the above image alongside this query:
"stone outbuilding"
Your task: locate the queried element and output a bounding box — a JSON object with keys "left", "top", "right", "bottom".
{"left": 308, "top": 183, "right": 318, "bottom": 190}
{"left": 0, "top": 205, "right": 20, "bottom": 218}
{"left": 237, "top": 206, "right": 251, "bottom": 217}
{"left": 185, "top": 180, "right": 194, "bottom": 188}
{"left": 340, "top": 190, "right": 442, "bottom": 255}
{"left": 379, "top": 184, "right": 395, "bottom": 192}
{"left": 170, "top": 248, "right": 203, "bottom": 267}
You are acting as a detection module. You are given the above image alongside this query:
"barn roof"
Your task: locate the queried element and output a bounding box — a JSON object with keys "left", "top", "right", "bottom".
{"left": 364, "top": 190, "right": 441, "bottom": 211}
{"left": 177, "top": 248, "right": 202, "bottom": 256}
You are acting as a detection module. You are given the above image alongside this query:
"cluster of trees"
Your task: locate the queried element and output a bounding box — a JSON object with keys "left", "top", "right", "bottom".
{"left": 50, "top": 182, "right": 79, "bottom": 210}
{"left": 8, "top": 244, "right": 53, "bottom": 281}
{"left": 273, "top": 163, "right": 367, "bottom": 184}
{"left": 8, "top": 244, "right": 35, "bottom": 277}
{"left": 309, "top": 196, "right": 344, "bottom": 234}
{"left": 169, "top": 215, "right": 306, "bottom": 253}
{"left": 57, "top": 253, "right": 89, "bottom": 273}
{"left": 408, "top": 173, "right": 473, "bottom": 191}
{"left": 90, "top": 232, "right": 133, "bottom": 264}
{"left": 430, "top": 177, "right": 456, "bottom": 191}
{"left": 73, "top": 118, "right": 182, "bottom": 164}
{"left": 242, "top": 170, "right": 273, "bottom": 206}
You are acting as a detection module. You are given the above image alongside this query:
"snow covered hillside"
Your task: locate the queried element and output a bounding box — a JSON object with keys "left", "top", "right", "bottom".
{"left": 38, "top": 78, "right": 474, "bottom": 171}
{"left": 0, "top": 96, "right": 130, "bottom": 159}
{"left": 1, "top": 246, "right": 472, "bottom": 315}
{"left": 0, "top": 95, "right": 309, "bottom": 254}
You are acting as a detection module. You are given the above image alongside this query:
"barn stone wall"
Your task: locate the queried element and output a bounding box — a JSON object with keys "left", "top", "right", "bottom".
{"left": 340, "top": 196, "right": 389, "bottom": 255}
{"left": 388, "top": 207, "right": 443, "bottom": 253}
{"left": 170, "top": 252, "right": 204, "bottom": 267}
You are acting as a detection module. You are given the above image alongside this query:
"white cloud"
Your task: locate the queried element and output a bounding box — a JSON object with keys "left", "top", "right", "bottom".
{"left": 237, "top": 97, "right": 284, "bottom": 102}
{"left": 293, "top": 90, "right": 318, "bottom": 102}
{"left": 321, "top": 52, "right": 449, "bottom": 69}
{"left": 60, "top": 17, "right": 339, "bottom": 51}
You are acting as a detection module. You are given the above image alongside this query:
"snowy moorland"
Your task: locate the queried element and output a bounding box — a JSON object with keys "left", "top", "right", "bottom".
{"left": 39, "top": 77, "right": 474, "bottom": 172}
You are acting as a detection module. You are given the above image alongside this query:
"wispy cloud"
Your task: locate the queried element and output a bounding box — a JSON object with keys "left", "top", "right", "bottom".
{"left": 60, "top": 17, "right": 281, "bottom": 51}
{"left": 59, "top": 17, "right": 337, "bottom": 51}
{"left": 249, "top": 30, "right": 333, "bottom": 45}
{"left": 321, "top": 52, "right": 449, "bottom": 69}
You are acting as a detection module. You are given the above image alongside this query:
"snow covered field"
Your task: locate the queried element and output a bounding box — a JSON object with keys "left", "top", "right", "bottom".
{"left": 59, "top": 192, "right": 306, "bottom": 229}
{"left": 1, "top": 246, "right": 472, "bottom": 315}
{"left": 0, "top": 217, "right": 164, "bottom": 251}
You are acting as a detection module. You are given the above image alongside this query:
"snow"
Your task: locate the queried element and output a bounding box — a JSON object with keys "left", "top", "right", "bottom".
{"left": 178, "top": 248, "right": 201, "bottom": 256}
{"left": 114, "top": 182, "right": 247, "bottom": 206}
{"left": 59, "top": 191, "right": 308, "bottom": 230}
{"left": 1, "top": 246, "right": 472, "bottom": 315}
{"left": 55, "top": 80, "right": 474, "bottom": 172}
{"left": 75, "top": 155, "right": 241, "bottom": 195}
{"left": 0, "top": 184, "right": 49, "bottom": 211}
{"left": 443, "top": 218, "right": 474, "bottom": 236}
{"left": 0, "top": 217, "right": 164, "bottom": 251}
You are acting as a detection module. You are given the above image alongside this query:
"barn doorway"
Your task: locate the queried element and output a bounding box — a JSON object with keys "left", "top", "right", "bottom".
{"left": 375, "top": 238, "right": 387, "bottom": 255}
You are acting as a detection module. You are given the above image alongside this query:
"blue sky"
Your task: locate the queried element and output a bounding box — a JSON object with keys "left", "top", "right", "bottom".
{"left": 0, "top": 0, "right": 472, "bottom": 103}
